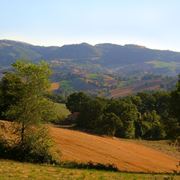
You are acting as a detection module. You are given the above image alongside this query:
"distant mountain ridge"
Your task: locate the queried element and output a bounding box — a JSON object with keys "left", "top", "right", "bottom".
{"left": 0, "top": 40, "right": 180, "bottom": 75}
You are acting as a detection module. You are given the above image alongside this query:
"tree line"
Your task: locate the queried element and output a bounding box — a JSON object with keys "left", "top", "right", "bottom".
{"left": 66, "top": 76, "right": 180, "bottom": 139}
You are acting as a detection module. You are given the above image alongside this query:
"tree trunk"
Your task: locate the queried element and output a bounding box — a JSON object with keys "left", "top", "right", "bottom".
{"left": 20, "top": 122, "right": 25, "bottom": 145}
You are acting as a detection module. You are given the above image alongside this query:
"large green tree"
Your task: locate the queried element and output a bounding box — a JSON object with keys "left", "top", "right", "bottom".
{"left": 105, "top": 99, "right": 139, "bottom": 138}
{"left": 101, "top": 113, "right": 122, "bottom": 136}
{"left": 140, "top": 111, "right": 165, "bottom": 139}
{"left": 0, "top": 73, "right": 25, "bottom": 118}
{"left": 77, "top": 98, "right": 105, "bottom": 129}
{"left": 169, "top": 75, "right": 180, "bottom": 138}
{"left": 171, "top": 75, "right": 180, "bottom": 123}
{"left": 2, "top": 61, "right": 54, "bottom": 145}
{"left": 66, "top": 92, "right": 90, "bottom": 113}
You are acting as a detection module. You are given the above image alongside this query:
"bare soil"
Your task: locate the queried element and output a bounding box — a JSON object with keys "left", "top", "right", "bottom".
{"left": 1, "top": 120, "right": 179, "bottom": 173}
{"left": 49, "top": 126, "right": 179, "bottom": 173}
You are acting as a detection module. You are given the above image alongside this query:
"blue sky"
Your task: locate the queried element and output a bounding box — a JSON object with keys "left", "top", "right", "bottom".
{"left": 1, "top": 0, "right": 180, "bottom": 51}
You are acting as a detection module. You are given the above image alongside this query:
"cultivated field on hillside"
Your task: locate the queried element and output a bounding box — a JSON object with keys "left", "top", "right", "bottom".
{"left": 0, "top": 120, "right": 179, "bottom": 174}
{"left": 110, "top": 79, "right": 162, "bottom": 98}
{"left": 49, "top": 126, "right": 179, "bottom": 173}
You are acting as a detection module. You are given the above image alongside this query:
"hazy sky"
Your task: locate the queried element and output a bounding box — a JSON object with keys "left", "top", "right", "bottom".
{"left": 1, "top": 0, "right": 180, "bottom": 51}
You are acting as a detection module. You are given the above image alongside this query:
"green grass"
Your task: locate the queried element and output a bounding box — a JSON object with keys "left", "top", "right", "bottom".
{"left": 117, "top": 81, "right": 127, "bottom": 88}
{"left": 0, "top": 160, "right": 179, "bottom": 180}
{"left": 60, "top": 80, "right": 74, "bottom": 91}
{"left": 147, "top": 60, "right": 180, "bottom": 71}
{"left": 87, "top": 73, "right": 99, "bottom": 79}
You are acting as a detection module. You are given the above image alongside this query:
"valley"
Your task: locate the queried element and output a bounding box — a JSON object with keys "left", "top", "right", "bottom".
{"left": 0, "top": 40, "right": 179, "bottom": 97}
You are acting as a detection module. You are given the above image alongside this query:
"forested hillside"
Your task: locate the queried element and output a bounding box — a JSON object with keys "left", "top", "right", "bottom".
{"left": 0, "top": 40, "right": 180, "bottom": 76}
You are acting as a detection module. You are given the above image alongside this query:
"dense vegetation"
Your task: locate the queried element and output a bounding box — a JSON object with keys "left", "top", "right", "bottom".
{"left": 0, "top": 61, "right": 60, "bottom": 163}
{"left": 66, "top": 76, "right": 180, "bottom": 139}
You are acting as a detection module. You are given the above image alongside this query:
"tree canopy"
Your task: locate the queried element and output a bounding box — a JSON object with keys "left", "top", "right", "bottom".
{"left": 66, "top": 77, "right": 180, "bottom": 139}
{"left": 0, "top": 61, "right": 54, "bottom": 144}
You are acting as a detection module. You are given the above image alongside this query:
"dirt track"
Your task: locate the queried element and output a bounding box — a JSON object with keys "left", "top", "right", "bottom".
{"left": 49, "top": 126, "right": 179, "bottom": 173}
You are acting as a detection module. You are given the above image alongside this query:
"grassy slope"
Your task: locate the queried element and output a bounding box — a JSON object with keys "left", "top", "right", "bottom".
{"left": 0, "top": 160, "right": 179, "bottom": 180}
{"left": 147, "top": 60, "right": 180, "bottom": 71}
{"left": 132, "top": 140, "right": 180, "bottom": 160}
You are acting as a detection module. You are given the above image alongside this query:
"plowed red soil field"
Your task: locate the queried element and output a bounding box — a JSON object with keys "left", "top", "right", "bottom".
{"left": 49, "top": 126, "right": 179, "bottom": 173}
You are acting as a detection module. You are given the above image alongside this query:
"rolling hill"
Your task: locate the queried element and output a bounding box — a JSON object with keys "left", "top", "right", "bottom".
{"left": 0, "top": 40, "right": 179, "bottom": 96}
{"left": 49, "top": 125, "right": 179, "bottom": 173}
{"left": 0, "top": 120, "right": 179, "bottom": 174}
{"left": 0, "top": 40, "right": 180, "bottom": 74}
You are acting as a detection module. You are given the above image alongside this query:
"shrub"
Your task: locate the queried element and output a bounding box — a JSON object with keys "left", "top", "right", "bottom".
{"left": 12, "top": 126, "right": 61, "bottom": 164}
{"left": 0, "top": 125, "right": 61, "bottom": 164}
{"left": 0, "top": 135, "right": 8, "bottom": 157}
{"left": 60, "top": 161, "right": 118, "bottom": 171}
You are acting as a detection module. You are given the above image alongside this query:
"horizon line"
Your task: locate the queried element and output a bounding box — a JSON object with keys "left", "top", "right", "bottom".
{"left": 1, "top": 38, "right": 180, "bottom": 53}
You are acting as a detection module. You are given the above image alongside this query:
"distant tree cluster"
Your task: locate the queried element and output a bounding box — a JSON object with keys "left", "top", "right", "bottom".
{"left": 66, "top": 76, "right": 180, "bottom": 139}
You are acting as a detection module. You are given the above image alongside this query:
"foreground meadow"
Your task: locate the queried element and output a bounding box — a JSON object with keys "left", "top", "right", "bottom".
{"left": 0, "top": 160, "right": 179, "bottom": 180}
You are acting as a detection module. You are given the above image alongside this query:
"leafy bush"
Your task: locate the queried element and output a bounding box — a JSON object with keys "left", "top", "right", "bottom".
{"left": 49, "top": 103, "right": 70, "bottom": 124}
{"left": 11, "top": 126, "right": 61, "bottom": 164}
{"left": 0, "top": 135, "right": 8, "bottom": 157}
{"left": 60, "top": 161, "right": 118, "bottom": 171}
{"left": 0, "top": 124, "right": 61, "bottom": 164}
